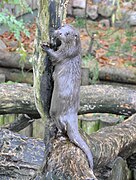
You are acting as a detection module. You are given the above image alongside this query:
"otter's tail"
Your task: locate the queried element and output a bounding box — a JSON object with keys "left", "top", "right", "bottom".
{"left": 67, "top": 121, "right": 94, "bottom": 169}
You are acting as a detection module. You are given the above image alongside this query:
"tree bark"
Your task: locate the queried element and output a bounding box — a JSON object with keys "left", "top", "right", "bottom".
{"left": 79, "top": 85, "right": 136, "bottom": 116}
{"left": 32, "top": 0, "right": 53, "bottom": 120}
{"left": 0, "top": 114, "right": 136, "bottom": 179}
{"left": 0, "top": 67, "right": 33, "bottom": 84}
{"left": 0, "top": 83, "right": 38, "bottom": 116}
{"left": 0, "top": 128, "right": 44, "bottom": 179}
{"left": 0, "top": 84, "right": 135, "bottom": 116}
{"left": 0, "top": 49, "right": 31, "bottom": 70}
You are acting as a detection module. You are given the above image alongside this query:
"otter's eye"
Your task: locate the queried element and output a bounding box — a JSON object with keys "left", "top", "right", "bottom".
{"left": 59, "top": 32, "right": 62, "bottom": 36}
{"left": 75, "top": 34, "right": 77, "bottom": 39}
{"left": 66, "top": 32, "right": 69, "bottom": 36}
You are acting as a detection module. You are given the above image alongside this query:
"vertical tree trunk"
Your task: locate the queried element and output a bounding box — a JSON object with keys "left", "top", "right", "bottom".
{"left": 32, "top": 1, "right": 49, "bottom": 119}
{"left": 33, "top": 0, "right": 68, "bottom": 140}
{"left": 32, "top": 0, "right": 69, "bottom": 177}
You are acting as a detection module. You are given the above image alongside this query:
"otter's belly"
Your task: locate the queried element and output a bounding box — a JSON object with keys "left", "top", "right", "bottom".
{"left": 50, "top": 61, "right": 81, "bottom": 117}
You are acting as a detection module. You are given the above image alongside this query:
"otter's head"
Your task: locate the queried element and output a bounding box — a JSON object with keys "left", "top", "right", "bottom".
{"left": 53, "top": 24, "right": 80, "bottom": 51}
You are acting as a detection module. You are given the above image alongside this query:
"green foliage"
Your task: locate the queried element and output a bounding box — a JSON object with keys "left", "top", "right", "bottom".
{"left": 106, "top": 28, "right": 135, "bottom": 58}
{"left": 106, "top": 35, "right": 121, "bottom": 57}
{"left": 0, "top": 0, "right": 32, "bottom": 39}
{"left": 0, "top": 0, "right": 32, "bottom": 67}
{"left": 118, "top": 115, "right": 126, "bottom": 123}
{"left": 125, "top": 59, "right": 136, "bottom": 67}
{"left": 0, "top": 114, "right": 17, "bottom": 126}
{"left": 4, "top": 81, "right": 15, "bottom": 84}
{"left": 83, "top": 54, "right": 99, "bottom": 84}
{"left": 0, "top": 12, "right": 30, "bottom": 40}
{"left": 91, "top": 59, "right": 99, "bottom": 84}
{"left": 16, "top": 43, "right": 28, "bottom": 70}
{"left": 119, "top": 31, "right": 132, "bottom": 54}
{"left": 0, "top": 0, "right": 32, "bottom": 13}
{"left": 81, "top": 120, "right": 99, "bottom": 135}
{"left": 73, "top": 16, "right": 86, "bottom": 28}
{"left": 0, "top": 0, "right": 32, "bottom": 40}
{"left": 83, "top": 54, "right": 93, "bottom": 65}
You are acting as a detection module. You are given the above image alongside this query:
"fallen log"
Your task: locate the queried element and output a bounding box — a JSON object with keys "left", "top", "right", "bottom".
{"left": 0, "top": 47, "right": 136, "bottom": 85}
{"left": 0, "top": 83, "right": 136, "bottom": 116}
{"left": 0, "top": 83, "right": 37, "bottom": 115}
{"left": 0, "top": 67, "right": 33, "bottom": 84}
{"left": 80, "top": 85, "right": 136, "bottom": 116}
{"left": 1, "top": 48, "right": 136, "bottom": 85}
{"left": 90, "top": 66, "right": 136, "bottom": 85}
{"left": 0, "top": 114, "right": 136, "bottom": 179}
{"left": 0, "top": 128, "right": 44, "bottom": 179}
{"left": 0, "top": 49, "right": 31, "bottom": 70}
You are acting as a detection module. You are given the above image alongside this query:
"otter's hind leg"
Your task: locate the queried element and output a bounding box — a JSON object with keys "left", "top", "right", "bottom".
{"left": 66, "top": 115, "right": 94, "bottom": 170}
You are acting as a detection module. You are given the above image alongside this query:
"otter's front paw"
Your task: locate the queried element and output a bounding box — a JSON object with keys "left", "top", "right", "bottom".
{"left": 41, "top": 43, "right": 50, "bottom": 52}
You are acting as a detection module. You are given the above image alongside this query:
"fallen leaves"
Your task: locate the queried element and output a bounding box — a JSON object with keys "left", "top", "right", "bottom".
{"left": 0, "top": 17, "right": 135, "bottom": 69}
{"left": 0, "top": 23, "right": 36, "bottom": 53}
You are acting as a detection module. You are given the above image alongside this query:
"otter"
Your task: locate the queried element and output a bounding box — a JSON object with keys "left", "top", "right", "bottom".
{"left": 41, "top": 24, "right": 93, "bottom": 170}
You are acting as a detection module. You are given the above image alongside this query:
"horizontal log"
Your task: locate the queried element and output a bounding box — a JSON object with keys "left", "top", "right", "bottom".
{"left": 0, "top": 83, "right": 37, "bottom": 115}
{"left": 0, "top": 114, "right": 136, "bottom": 179}
{"left": 95, "top": 80, "right": 136, "bottom": 88}
{"left": 90, "top": 66, "right": 136, "bottom": 84}
{"left": 0, "top": 83, "right": 136, "bottom": 116}
{"left": 80, "top": 85, "right": 136, "bottom": 116}
{"left": 0, "top": 128, "right": 44, "bottom": 179}
{"left": 0, "top": 48, "right": 135, "bottom": 85}
{"left": 0, "top": 49, "right": 31, "bottom": 70}
{"left": 0, "top": 67, "right": 33, "bottom": 84}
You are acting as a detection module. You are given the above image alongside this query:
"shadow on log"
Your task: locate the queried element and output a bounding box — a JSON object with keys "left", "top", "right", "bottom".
{"left": 0, "top": 114, "right": 136, "bottom": 179}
